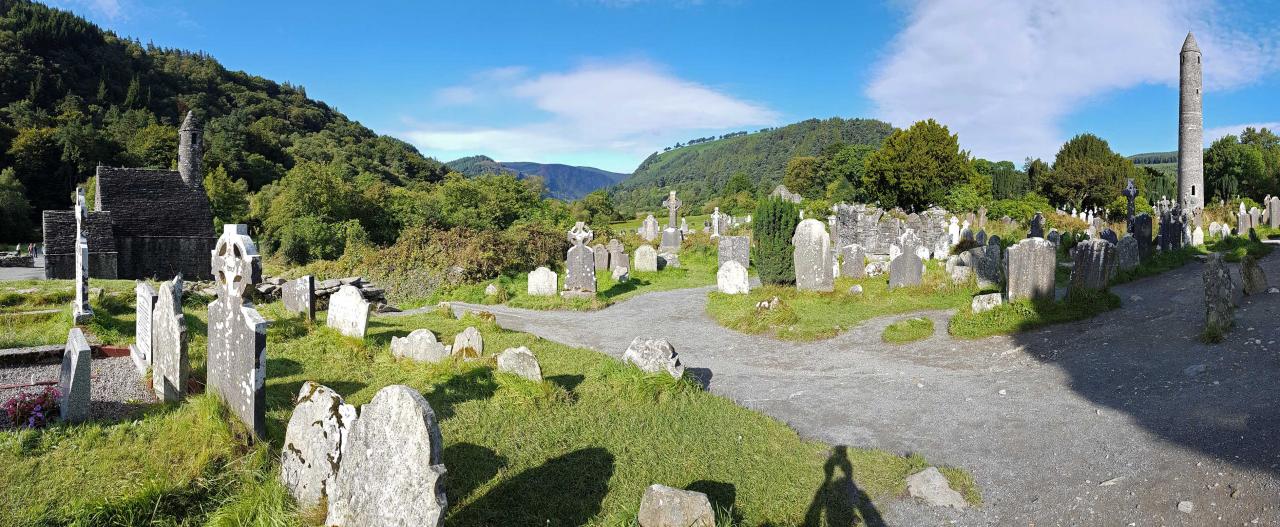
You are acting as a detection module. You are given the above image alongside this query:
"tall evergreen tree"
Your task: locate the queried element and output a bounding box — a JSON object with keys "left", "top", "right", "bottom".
{"left": 754, "top": 197, "right": 800, "bottom": 285}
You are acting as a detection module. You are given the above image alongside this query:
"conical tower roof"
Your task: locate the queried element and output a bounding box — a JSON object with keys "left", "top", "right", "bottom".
{"left": 180, "top": 110, "right": 199, "bottom": 131}
{"left": 1182, "top": 32, "right": 1200, "bottom": 53}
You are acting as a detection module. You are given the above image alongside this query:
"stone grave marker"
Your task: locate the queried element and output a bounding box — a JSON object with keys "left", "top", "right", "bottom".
{"left": 282, "top": 381, "right": 356, "bottom": 509}
{"left": 1132, "top": 213, "right": 1153, "bottom": 261}
{"left": 1069, "top": 239, "right": 1117, "bottom": 296}
{"left": 391, "top": 329, "right": 449, "bottom": 363}
{"left": 961, "top": 244, "right": 1003, "bottom": 289}
{"left": 634, "top": 245, "right": 658, "bottom": 272}
{"left": 1028, "top": 212, "right": 1045, "bottom": 238}
{"left": 592, "top": 243, "right": 609, "bottom": 271}
{"left": 607, "top": 239, "right": 626, "bottom": 271}
{"left": 718, "top": 235, "right": 750, "bottom": 268}
{"left": 717, "top": 260, "right": 750, "bottom": 294}
{"left": 839, "top": 244, "right": 866, "bottom": 278}
{"left": 889, "top": 249, "right": 923, "bottom": 290}
{"left": 793, "top": 219, "right": 834, "bottom": 292}
{"left": 327, "top": 285, "right": 370, "bottom": 338}
{"left": 623, "top": 337, "right": 685, "bottom": 378}
{"left": 1203, "top": 253, "right": 1234, "bottom": 335}
{"left": 640, "top": 214, "right": 660, "bottom": 242}
{"left": 563, "top": 222, "right": 596, "bottom": 298}
{"left": 207, "top": 224, "right": 268, "bottom": 438}
{"left": 72, "top": 187, "right": 93, "bottom": 324}
{"left": 452, "top": 327, "right": 483, "bottom": 358}
{"left": 152, "top": 275, "right": 188, "bottom": 402}
{"left": 1005, "top": 238, "right": 1056, "bottom": 302}
{"left": 282, "top": 275, "right": 315, "bottom": 320}
{"left": 130, "top": 281, "right": 157, "bottom": 374}
{"left": 496, "top": 346, "right": 542, "bottom": 381}
{"left": 527, "top": 267, "right": 557, "bottom": 296}
{"left": 59, "top": 327, "right": 92, "bottom": 423}
{"left": 1116, "top": 235, "right": 1139, "bottom": 271}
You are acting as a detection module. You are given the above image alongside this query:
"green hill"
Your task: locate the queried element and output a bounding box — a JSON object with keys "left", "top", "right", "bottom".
{"left": 446, "top": 155, "right": 628, "bottom": 201}
{"left": 610, "top": 117, "right": 895, "bottom": 215}
{"left": 1129, "top": 150, "right": 1177, "bottom": 177}
{"left": 0, "top": 0, "right": 446, "bottom": 238}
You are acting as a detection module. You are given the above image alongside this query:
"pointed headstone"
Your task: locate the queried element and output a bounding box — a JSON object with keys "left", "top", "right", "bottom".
{"left": 59, "top": 328, "right": 92, "bottom": 423}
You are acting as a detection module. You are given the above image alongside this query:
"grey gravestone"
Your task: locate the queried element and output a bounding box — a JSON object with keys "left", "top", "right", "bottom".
{"left": 988, "top": 234, "right": 1001, "bottom": 247}
{"left": 839, "top": 244, "right": 866, "bottom": 278}
{"left": 72, "top": 187, "right": 93, "bottom": 324}
{"left": 639, "top": 214, "right": 660, "bottom": 242}
{"left": 977, "top": 206, "right": 988, "bottom": 230}
{"left": 659, "top": 228, "right": 683, "bottom": 253}
{"left": 592, "top": 243, "right": 609, "bottom": 271}
{"left": 130, "top": 281, "right": 157, "bottom": 374}
{"left": 327, "top": 385, "right": 447, "bottom": 527}
{"left": 634, "top": 245, "right": 658, "bottom": 272}
{"left": 563, "top": 222, "right": 596, "bottom": 297}
{"left": 282, "top": 381, "right": 357, "bottom": 509}
{"left": 152, "top": 275, "right": 188, "bottom": 402}
{"left": 961, "top": 245, "right": 1003, "bottom": 289}
{"left": 391, "top": 329, "right": 449, "bottom": 363}
{"left": 496, "top": 346, "right": 542, "bottom": 381}
{"left": 717, "top": 236, "right": 750, "bottom": 268}
{"left": 1069, "top": 239, "right": 1117, "bottom": 296}
{"left": 607, "top": 239, "right": 626, "bottom": 271}
{"left": 623, "top": 337, "right": 685, "bottom": 378}
{"left": 1099, "top": 228, "right": 1118, "bottom": 244}
{"left": 792, "top": 219, "right": 834, "bottom": 292}
{"left": 59, "top": 328, "right": 92, "bottom": 423}
{"left": 1236, "top": 211, "right": 1251, "bottom": 236}
{"left": 1203, "top": 253, "right": 1234, "bottom": 335}
{"left": 1270, "top": 197, "right": 1280, "bottom": 227}
{"left": 527, "top": 267, "right": 557, "bottom": 296}
{"left": 717, "top": 260, "right": 750, "bottom": 294}
{"left": 282, "top": 275, "right": 315, "bottom": 320}
{"left": 452, "top": 326, "right": 483, "bottom": 358}
{"left": 207, "top": 224, "right": 268, "bottom": 438}
{"left": 1116, "top": 235, "right": 1139, "bottom": 271}
{"left": 1241, "top": 255, "right": 1268, "bottom": 295}
{"left": 975, "top": 230, "right": 987, "bottom": 245}
{"left": 889, "top": 250, "right": 923, "bottom": 290}
{"left": 960, "top": 228, "right": 974, "bottom": 242}
{"left": 1028, "top": 212, "right": 1045, "bottom": 238}
{"left": 327, "top": 285, "right": 371, "bottom": 338}
{"left": 1132, "top": 213, "right": 1153, "bottom": 261}
{"left": 1005, "top": 238, "right": 1056, "bottom": 302}
{"left": 1046, "top": 229, "right": 1061, "bottom": 245}
{"left": 638, "top": 484, "right": 715, "bottom": 527}
{"left": 662, "top": 191, "right": 683, "bottom": 228}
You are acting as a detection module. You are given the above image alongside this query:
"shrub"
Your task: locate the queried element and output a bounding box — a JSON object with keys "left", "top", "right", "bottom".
{"left": 988, "top": 192, "right": 1053, "bottom": 224}
{"left": 754, "top": 197, "right": 800, "bottom": 285}
{"left": 2, "top": 386, "right": 60, "bottom": 428}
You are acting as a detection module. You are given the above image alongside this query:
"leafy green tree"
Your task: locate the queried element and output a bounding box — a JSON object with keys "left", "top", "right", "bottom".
{"left": 1204, "top": 135, "right": 1265, "bottom": 201}
{"left": 723, "top": 171, "right": 754, "bottom": 198}
{"left": 825, "top": 177, "right": 858, "bottom": 203}
{"left": 126, "top": 123, "right": 178, "bottom": 169}
{"left": 754, "top": 197, "right": 800, "bottom": 285}
{"left": 783, "top": 156, "right": 824, "bottom": 199}
{"left": 0, "top": 168, "right": 34, "bottom": 242}
{"left": 1141, "top": 166, "right": 1176, "bottom": 203}
{"left": 1042, "top": 134, "right": 1138, "bottom": 209}
{"left": 572, "top": 189, "right": 619, "bottom": 231}
{"left": 204, "top": 164, "right": 249, "bottom": 229}
{"left": 862, "top": 119, "right": 973, "bottom": 210}
{"left": 7, "top": 126, "right": 68, "bottom": 212}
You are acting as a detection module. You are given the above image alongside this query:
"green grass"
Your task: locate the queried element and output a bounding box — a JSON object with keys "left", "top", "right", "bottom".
{"left": 0, "top": 279, "right": 141, "bottom": 348}
{"left": 881, "top": 317, "right": 935, "bottom": 344}
{"left": 706, "top": 263, "right": 979, "bottom": 341}
{"left": 948, "top": 289, "right": 1121, "bottom": 339}
{"left": 0, "top": 294, "right": 979, "bottom": 525}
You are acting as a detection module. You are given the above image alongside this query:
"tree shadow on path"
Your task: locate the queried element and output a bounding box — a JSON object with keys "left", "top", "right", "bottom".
{"left": 803, "top": 446, "right": 885, "bottom": 527}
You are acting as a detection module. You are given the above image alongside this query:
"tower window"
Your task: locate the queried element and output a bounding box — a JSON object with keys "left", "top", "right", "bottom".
{"left": 1192, "top": 185, "right": 1196, "bottom": 197}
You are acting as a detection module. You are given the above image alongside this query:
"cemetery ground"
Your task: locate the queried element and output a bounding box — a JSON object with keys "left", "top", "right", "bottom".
{"left": 0, "top": 278, "right": 976, "bottom": 526}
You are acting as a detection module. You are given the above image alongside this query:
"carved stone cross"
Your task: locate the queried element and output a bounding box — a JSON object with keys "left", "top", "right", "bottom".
{"left": 567, "top": 221, "right": 594, "bottom": 247}
{"left": 1121, "top": 179, "right": 1139, "bottom": 232}
{"left": 662, "top": 191, "right": 682, "bottom": 228}
{"left": 207, "top": 224, "right": 267, "bottom": 438}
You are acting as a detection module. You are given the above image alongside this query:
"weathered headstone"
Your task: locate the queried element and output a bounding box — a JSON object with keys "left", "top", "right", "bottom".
{"left": 1116, "top": 235, "right": 1139, "bottom": 271}
{"left": 1241, "top": 255, "right": 1269, "bottom": 295}
{"left": 1237, "top": 210, "right": 1251, "bottom": 236}
{"left": 1028, "top": 212, "right": 1045, "bottom": 238}
{"left": 1099, "top": 228, "right": 1118, "bottom": 244}
{"left": 971, "top": 292, "right": 1003, "bottom": 313}
{"left": 612, "top": 265, "right": 630, "bottom": 282}
{"left": 792, "top": 219, "right": 834, "bottom": 292}
{"left": 282, "top": 275, "right": 316, "bottom": 320}
{"left": 1132, "top": 213, "right": 1153, "bottom": 261}
{"left": 1005, "top": 238, "right": 1056, "bottom": 302}
{"left": 639, "top": 214, "right": 660, "bottom": 242}
{"left": 960, "top": 244, "right": 1003, "bottom": 289}
{"left": 391, "top": 329, "right": 449, "bottom": 363}
{"left": 327, "top": 285, "right": 371, "bottom": 338}
{"left": 717, "top": 260, "right": 750, "bottom": 294}
{"left": 975, "top": 229, "right": 987, "bottom": 245}
{"left": 527, "top": 267, "right": 557, "bottom": 296}
{"left": 717, "top": 236, "right": 750, "bottom": 269}
{"left": 607, "top": 239, "right": 626, "bottom": 271}
{"left": 637, "top": 484, "right": 715, "bottom": 527}
{"left": 839, "top": 244, "right": 866, "bottom": 278}
{"left": 326, "top": 385, "right": 447, "bottom": 527}
{"left": 282, "top": 381, "right": 357, "bottom": 509}
{"left": 1047, "top": 229, "right": 1061, "bottom": 246}
{"left": 72, "top": 187, "right": 93, "bottom": 324}
{"left": 623, "top": 337, "right": 685, "bottom": 378}
{"left": 659, "top": 228, "right": 683, "bottom": 253}
{"left": 634, "top": 245, "right": 658, "bottom": 273}
{"left": 889, "top": 250, "right": 923, "bottom": 290}
{"left": 496, "top": 346, "right": 542, "bottom": 381}
{"left": 1270, "top": 196, "right": 1280, "bottom": 228}
{"left": 59, "top": 327, "right": 92, "bottom": 423}
{"left": 564, "top": 222, "right": 597, "bottom": 298}
{"left": 947, "top": 216, "right": 961, "bottom": 244}
{"left": 662, "top": 191, "right": 683, "bottom": 228}
{"left": 207, "top": 224, "right": 268, "bottom": 438}
{"left": 452, "top": 326, "right": 483, "bottom": 358}
{"left": 130, "top": 281, "right": 157, "bottom": 374}
{"left": 1191, "top": 225, "right": 1204, "bottom": 246}
{"left": 593, "top": 243, "right": 609, "bottom": 271}
{"left": 152, "top": 275, "right": 188, "bottom": 402}
{"left": 977, "top": 206, "right": 988, "bottom": 230}
{"left": 1203, "top": 253, "right": 1234, "bottom": 335}
{"left": 1069, "top": 239, "right": 1117, "bottom": 295}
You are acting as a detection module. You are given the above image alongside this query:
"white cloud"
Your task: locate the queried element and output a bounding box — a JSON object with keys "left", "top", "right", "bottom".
{"left": 1205, "top": 121, "right": 1280, "bottom": 144}
{"left": 404, "top": 60, "right": 777, "bottom": 171}
{"left": 867, "top": 0, "right": 1280, "bottom": 163}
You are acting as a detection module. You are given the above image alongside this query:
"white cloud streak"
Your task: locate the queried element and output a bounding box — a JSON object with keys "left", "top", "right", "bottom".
{"left": 1205, "top": 121, "right": 1280, "bottom": 144}
{"left": 867, "top": 0, "right": 1280, "bottom": 162}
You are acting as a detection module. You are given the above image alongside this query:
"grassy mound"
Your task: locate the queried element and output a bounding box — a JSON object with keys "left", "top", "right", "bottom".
{"left": 948, "top": 289, "right": 1121, "bottom": 339}
{"left": 882, "top": 317, "right": 935, "bottom": 344}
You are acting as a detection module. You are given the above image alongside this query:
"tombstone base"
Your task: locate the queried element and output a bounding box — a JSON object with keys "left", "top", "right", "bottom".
{"left": 560, "top": 290, "right": 596, "bottom": 299}
{"left": 72, "top": 307, "right": 94, "bottom": 325}
{"left": 128, "top": 344, "right": 149, "bottom": 375}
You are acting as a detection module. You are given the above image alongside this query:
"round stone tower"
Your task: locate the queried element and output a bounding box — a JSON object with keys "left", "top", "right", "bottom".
{"left": 178, "top": 110, "right": 203, "bottom": 189}
{"left": 1178, "top": 32, "right": 1203, "bottom": 217}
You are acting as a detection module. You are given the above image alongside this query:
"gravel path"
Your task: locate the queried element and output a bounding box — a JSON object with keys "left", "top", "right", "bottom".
{"left": 0, "top": 355, "right": 155, "bottom": 427}
{"left": 431, "top": 252, "right": 1280, "bottom": 525}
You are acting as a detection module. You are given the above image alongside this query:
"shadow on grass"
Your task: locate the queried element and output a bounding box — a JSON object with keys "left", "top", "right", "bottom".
{"left": 687, "top": 480, "right": 741, "bottom": 525}
{"left": 421, "top": 366, "right": 499, "bottom": 420}
{"left": 599, "top": 277, "right": 652, "bottom": 300}
{"left": 546, "top": 374, "right": 584, "bottom": 394}
{"left": 363, "top": 319, "right": 415, "bottom": 348}
{"left": 686, "top": 367, "right": 713, "bottom": 390}
{"left": 450, "top": 447, "right": 614, "bottom": 526}
{"left": 444, "top": 442, "right": 509, "bottom": 504}
{"left": 803, "top": 446, "right": 885, "bottom": 527}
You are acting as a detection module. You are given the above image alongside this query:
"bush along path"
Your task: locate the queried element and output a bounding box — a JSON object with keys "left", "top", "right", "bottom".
{"left": 448, "top": 250, "right": 1280, "bottom": 525}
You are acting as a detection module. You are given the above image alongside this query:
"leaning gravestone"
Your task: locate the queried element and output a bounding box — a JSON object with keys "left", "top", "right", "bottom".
{"left": 496, "top": 346, "right": 542, "bottom": 381}
{"left": 623, "top": 337, "right": 685, "bottom": 378}
{"left": 1069, "top": 239, "right": 1117, "bottom": 296}
{"left": 72, "top": 187, "right": 93, "bottom": 324}
{"left": 634, "top": 245, "right": 658, "bottom": 273}
{"left": 59, "top": 327, "right": 92, "bottom": 423}
{"left": 607, "top": 239, "right": 626, "bottom": 272}
{"left": 593, "top": 243, "right": 609, "bottom": 271}
{"left": 1116, "top": 235, "right": 1139, "bottom": 272}
{"left": 327, "top": 385, "right": 447, "bottom": 527}
{"left": 718, "top": 235, "right": 750, "bottom": 268}
{"left": 889, "top": 249, "right": 923, "bottom": 290}
{"left": 793, "top": 219, "right": 834, "bottom": 292}
{"left": 282, "top": 275, "right": 315, "bottom": 320}
{"left": 1241, "top": 255, "right": 1269, "bottom": 295}
{"left": 527, "top": 267, "right": 557, "bottom": 296}
{"left": 207, "top": 224, "right": 268, "bottom": 438}
{"left": 1005, "top": 237, "right": 1056, "bottom": 302}
{"left": 717, "top": 260, "right": 750, "bottom": 294}
{"left": 152, "top": 275, "right": 188, "bottom": 402}
{"left": 1028, "top": 212, "right": 1045, "bottom": 238}
{"left": 282, "top": 381, "right": 357, "bottom": 510}
{"left": 391, "top": 329, "right": 449, "bottom": 363}
{"left": 839, "top": 244, "right": 866, "bottom": 278}
{"left": 327, "top": 285, "right": 371, "bottom": 338}
{"left": 563, "top": 222, "right": 596, "bottom": 298}
{"left": 130, "top": 281, "right": 157, "bottom": 374}
{"left": 1203, "top": 253, "right": 1235, "bottom": 335}
{"left": 961, "top": 245, "right": 1003, "bottom": 289}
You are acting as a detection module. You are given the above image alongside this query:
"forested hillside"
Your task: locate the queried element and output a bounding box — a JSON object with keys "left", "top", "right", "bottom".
{"left": 0, "top": 0, "right": 446, "bottom": 240}
{"left": 446, "top": 155, "right": 627, "bottom": 200}
{"left": 610, "top": 117, "right": 895, "bottom": 215}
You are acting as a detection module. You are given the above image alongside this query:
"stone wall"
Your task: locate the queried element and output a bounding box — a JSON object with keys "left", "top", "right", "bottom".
{"left": 116, "top": 236, "right": 216, "bottom": 280}
{"left": 42, "top": 210, "right": 118, "bottom": 279}
{"left": 0, "top": 255, "right": 33, "bottom": 267}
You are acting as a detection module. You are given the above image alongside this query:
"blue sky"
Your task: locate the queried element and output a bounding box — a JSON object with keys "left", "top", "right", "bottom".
{"left": 48, "top": 0, "right": 1280, "bottom": 173}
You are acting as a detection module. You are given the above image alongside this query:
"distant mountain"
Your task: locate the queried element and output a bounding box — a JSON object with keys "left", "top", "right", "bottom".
{"left": 445, "top": 156, "right": 628, "bottom": 201}
{"left": 610, "top": 117, "right": 896, "bottom": 215}
{"left": 1129, "top": 150, "right": 1178, "bottom": 177}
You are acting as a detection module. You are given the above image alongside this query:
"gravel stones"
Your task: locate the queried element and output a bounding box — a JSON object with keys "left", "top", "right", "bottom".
{"left": 623, "top": 337, "right": 685, "bottom": 378}
{"left": 281, "top": 381, "right": 356, "bottom": 509}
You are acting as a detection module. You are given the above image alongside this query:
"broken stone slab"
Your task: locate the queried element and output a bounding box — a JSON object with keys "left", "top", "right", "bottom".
{"left": 496, "top": 346, "right": 542, "bottom": 381}
{"left": 637, "top": 484, "right": 715, "bottom": 527}
{"left": 906, "top": 467, "right": 967, "bottom": 509}
{"left": 452, "top": 327, "right": 483, "bottom": 358}
{"left": 130, "top": 281, "right": 157, "bottom": 375}
{"left": 971, "top": 292, "right": 1003, "bottom": 313}
{"left": 623, "top": 337, "right": 685, "bottom": 379}
{"left": 281, "top": 381, "right": 357, "bottom": 509}
{"left": 391, "top": 329, "right": 449, "bottom": 363}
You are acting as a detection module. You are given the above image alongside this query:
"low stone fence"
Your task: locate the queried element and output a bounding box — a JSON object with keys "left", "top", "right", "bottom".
{"left": 0, "top": 254, "right": 34, "bottom": 267}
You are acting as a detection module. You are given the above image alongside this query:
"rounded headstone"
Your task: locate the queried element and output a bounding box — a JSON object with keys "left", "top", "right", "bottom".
{"left": 496, "top": 346, "right": 542, "bottom": 381}
{"left": 282, "top": 382, "right": 357, "bottom": 509}
{"left": 716, "top": 261, "right": 750, "bottom": 294}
